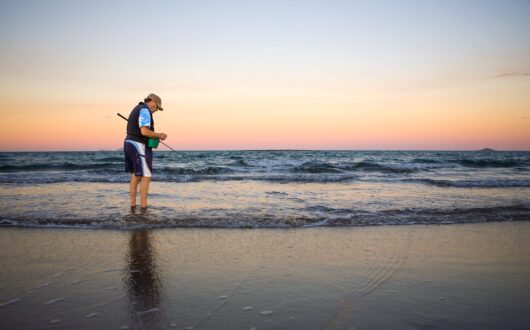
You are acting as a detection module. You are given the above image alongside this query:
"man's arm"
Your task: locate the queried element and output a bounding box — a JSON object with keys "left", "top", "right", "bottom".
{"left": 140, "top": 127, "right": 167, "bottom": 140}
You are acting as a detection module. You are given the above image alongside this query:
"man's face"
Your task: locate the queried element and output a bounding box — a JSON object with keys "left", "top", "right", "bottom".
{"left": 147, "top": 100, "right": 159, "bottom": 113}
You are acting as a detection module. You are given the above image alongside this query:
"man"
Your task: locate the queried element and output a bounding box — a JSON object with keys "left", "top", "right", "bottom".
{"left": 124, "top": 93, "right": 167, "bottom": 209}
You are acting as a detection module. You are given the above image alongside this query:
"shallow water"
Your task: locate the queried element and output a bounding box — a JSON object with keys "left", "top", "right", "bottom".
{"left": 1, "top": 180, "right": 529, "bottom": 228}
{"left": 1, "top": 150, "right": 529, "bottom": 228}
{"left": 0, "top": 222, "right": 529, "bottom": 329}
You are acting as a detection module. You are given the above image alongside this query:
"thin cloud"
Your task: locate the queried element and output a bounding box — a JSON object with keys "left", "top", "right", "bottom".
{"left": 491, "top": 72, "right": 530, "bottom": 79}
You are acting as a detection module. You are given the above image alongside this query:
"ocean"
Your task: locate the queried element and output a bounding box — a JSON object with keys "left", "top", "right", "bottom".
{"left": 1, "top": 151, "right": 530, "bottom": 329}
{"left": 1, "top": 150, "right": 529, "bottom": 228}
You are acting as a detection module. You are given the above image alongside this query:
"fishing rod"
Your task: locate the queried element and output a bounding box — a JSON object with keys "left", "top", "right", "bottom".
{"left": 117, "top": 113, "right": 177, "bottom": 152}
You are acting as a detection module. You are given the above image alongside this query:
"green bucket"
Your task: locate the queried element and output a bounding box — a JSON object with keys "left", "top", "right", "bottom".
{"left": 148, "top": 138, "right": 160, "bottom": 148}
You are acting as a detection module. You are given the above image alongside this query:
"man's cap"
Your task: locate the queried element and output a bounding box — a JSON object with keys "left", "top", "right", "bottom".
{"left": 145, "top": 93, "right": 163, "bottom": 111}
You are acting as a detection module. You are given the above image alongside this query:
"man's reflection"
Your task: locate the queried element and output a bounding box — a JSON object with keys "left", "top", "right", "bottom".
{"left": 125, "top": 229, "right": 163, "bottom": 329}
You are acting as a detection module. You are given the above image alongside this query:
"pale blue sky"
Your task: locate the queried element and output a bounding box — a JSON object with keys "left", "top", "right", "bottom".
{"left": 2, "top": 0, "right": 528, "bottom": 89}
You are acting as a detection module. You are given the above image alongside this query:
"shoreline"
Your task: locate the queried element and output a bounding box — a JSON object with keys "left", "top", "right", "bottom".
{"left": 1, "top": 218, "right": 530, "bottom": 231}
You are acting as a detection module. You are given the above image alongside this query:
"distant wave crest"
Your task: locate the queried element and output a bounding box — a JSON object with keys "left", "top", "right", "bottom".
{"left": 292, "top": 162, "right": 343, "bottom": 173}
{"left": 158, "top": 166, "right": 235, "bottom": 175}
{"left": 456, "top": 159, "right": 525, "bottom": 168}
{"left": 0, "top": 162, "right": 116, "bottom": 172}
{"left": 341, "top": 161, "right": 416, "bottom": 174}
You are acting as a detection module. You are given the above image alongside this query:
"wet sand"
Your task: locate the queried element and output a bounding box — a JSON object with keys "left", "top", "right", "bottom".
{"left": 0, "top": 222, "right": 529, "bottom": 329}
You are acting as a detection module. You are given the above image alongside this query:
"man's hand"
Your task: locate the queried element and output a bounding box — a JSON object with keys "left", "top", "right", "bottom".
{"left": 141, "top": 127, "right": 167, "bottom": 141}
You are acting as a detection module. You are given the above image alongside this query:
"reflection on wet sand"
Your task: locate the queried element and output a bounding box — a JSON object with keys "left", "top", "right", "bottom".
{"left": 0, "top": 223, "right": 529, "bottom": 329}
{"left": 125, "top": 229, "right": 163, "bottom": 329}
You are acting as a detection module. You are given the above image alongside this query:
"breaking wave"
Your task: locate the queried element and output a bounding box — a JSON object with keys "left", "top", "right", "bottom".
{"left": 1, "top": 204, "right": 528, "bottom": 229}
{"left": 403, "top": 178, "right": 530, "bottom": 188}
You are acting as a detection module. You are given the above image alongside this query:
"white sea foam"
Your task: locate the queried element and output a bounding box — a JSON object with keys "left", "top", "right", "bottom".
{"left": 137, "top": 308, "right": 160, "bottom": 315}
{"left": 35, "top": 282, "right": 50, "bottom": 289}
{"left": 44, "top": 298, "right": 63, "bottom": 305}
{"left": 104, "top": 267, "right": 125, "bottom": 272}
{"left": 85, "top": 312, "right": 100, "bottom": 318}
{"left": 0, "top": 298, "right": 21, "bottom": 308}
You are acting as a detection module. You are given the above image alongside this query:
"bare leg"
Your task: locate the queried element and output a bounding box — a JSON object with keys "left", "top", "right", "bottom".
{"left": 140, "top": 176, "right": 151, "bottom": 208}
{"left": 129, "top": 173, "right": 140, "bottom": 207}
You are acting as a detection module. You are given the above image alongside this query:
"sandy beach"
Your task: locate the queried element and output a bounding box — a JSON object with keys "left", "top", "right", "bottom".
{"left": 1, "top": 221, "right": 529, "bottom": 329}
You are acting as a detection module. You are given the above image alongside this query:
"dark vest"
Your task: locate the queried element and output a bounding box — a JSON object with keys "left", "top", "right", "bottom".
{"left": 125, "top": 102, "right": 155, "bottom": 144}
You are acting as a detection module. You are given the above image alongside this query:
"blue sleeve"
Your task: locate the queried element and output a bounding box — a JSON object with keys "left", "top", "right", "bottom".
{"left": 138, "top": 108, "right": 151, "bottom": 128}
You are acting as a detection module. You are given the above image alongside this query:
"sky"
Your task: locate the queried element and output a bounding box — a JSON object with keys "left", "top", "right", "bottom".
{"left": 0, "top": 0, "right": 529, "bottom": 151}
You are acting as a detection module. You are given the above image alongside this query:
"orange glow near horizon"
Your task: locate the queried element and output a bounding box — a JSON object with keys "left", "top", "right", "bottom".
{"left": 1, "top": 77, "right": 529, "bottom": 151}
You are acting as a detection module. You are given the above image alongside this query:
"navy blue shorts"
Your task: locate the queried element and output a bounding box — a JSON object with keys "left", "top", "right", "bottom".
{"left": 124, "top": 140, "right": 153, "bottom": 177}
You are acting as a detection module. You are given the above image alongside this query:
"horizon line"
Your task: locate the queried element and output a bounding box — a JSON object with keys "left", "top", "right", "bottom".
{"left": 1, "top": 148, "right": 529, "bottom": 153}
